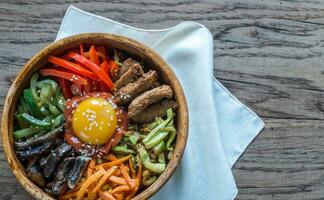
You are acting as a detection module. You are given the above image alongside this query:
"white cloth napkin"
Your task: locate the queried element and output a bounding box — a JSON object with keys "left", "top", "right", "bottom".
{"left": 56, "top": 6, "right": 264, "bottom": 200}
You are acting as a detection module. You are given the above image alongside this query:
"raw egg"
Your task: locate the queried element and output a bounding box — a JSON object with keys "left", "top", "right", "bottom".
{"left": 72, "top": 98, "right": 117, "bottom": 145}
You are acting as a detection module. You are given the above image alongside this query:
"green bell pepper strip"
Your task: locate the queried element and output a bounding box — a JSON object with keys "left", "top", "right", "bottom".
{"left": 56, "top": 92, "right": 65, "bottom": 112}
{"left": 47, "top": 102, "right": 61, "bottom": 116}
{"left": 39, "top": 105, "right": 49, "bottom": 116}
{"left": 23, "top": 89, "right": 43, "bottom": 118}
{"left": 30, "top": 72, "right": 39, "bottom": 103}
{"left": 137, "top": 144, "right": 166, "bottom": 174}
{"left": 38, "top": 84, "right": 52, "bottom": 106}
{"left": 166, "top": 131, "right": 176, "bottom": 151}
{"left": 16, "top": 114, "right": 29, "bottom": 129}
{"left": 144, "top": 131, "right": 169, "bottom": 149}
{"left": 51, "top": 114, "right": 64, "bottom": 129}
{"left": 14, "top": 127, "right": 40, "bottom": 140}
{"left": 153, "top": 141, "right": 165, "bottom": 156}
{"left": 20, "top": 113, "right": 51, "bottom": 128}
{"left": 19, "top": 98, "right": 30, "bottom": 114}
{"left": 36, "top": 79, "right": 58, "bottom": 93}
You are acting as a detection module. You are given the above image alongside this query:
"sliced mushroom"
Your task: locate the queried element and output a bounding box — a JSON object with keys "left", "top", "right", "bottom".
{"left": 27, "top": 165, "right": 46, "bottom": 187}
{"left": 67, "top": 156, "right": 91, "bottom": 189}
{"left": 16, "top": 139, "right": 57, "bottom": 161}
{"left": 14, "top": 125, "right": 63, "bottom": 150}
{"left": 43, "top": 143, "right": 73, "bottom": 178}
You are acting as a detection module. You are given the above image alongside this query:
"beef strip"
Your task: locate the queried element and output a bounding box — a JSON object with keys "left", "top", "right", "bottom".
{"left": 128, "top": 85, "right": 173, "bottom": 119}
{"left": 113, "top": 70, "right": 158, "bottom": 105}
{"left": 131, "top": 100, "right": 178, "bottom": 123}
{"left": 114, "top": 63, "right": 143, "bottom": 90}
{"left": 118, "top": 58, "right": 139, "bottom": 78}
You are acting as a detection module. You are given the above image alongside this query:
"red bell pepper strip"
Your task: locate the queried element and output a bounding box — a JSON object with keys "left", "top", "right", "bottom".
{"left": 68, "top": 52, "right": 114, "bottom": 90}
{"left": 89, "top": 45, "right": 100, "bottom": 66}
{"left": 57, "top": 78, "right": 73, "bottom": 99}
{"left": 109, "top": 60, "right": 120, "bottom": 81}
{"left": 95, "top": 46, "right": 107, "bottom": 61}
{"left": 40, "top": 68, "right": 88, "bottom": 86}
{"left": 48, "top": 56, "right": 98, "bottom": 80}
{"left": 101, "top": 60, "right": 110, "bottom": 74}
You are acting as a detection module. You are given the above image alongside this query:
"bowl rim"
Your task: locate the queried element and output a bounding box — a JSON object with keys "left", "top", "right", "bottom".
{"left": 1, "top": 33, "right": 189, "bottom": 200}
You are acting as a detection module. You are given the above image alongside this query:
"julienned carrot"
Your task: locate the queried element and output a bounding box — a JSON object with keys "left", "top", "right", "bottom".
{"left": 68, "top": 52, "right": 114, "bottom": 90}
{"left": 114, "top": 192, "right": 125, "bottom": 200}
{"left": 76, "top": 169, "right": 106, "bottom": 200}
{"left": 87, "top": 159, "right": 96, "bottom": 177}
{"left": 108, "top": 175, "right": 127, "bottom": 185}
{"left": 103, "top": 154, "right": 117, "bottom": 161}
{"left": 40, "top": 68, "right": 88, "bottom": 86}
{"left": 126, "top": 163, "right": 143, "bottom": 200}
{"left": 89, "top": 45, "right": 100, "bottom": 66}
{"left": 93, "top": 166, "right": 117, "bottom": 193}
{"left": 99, "top": 190, "right": 116, "bottom": 200}
{"left": 129, "top": 159, "right": 136, "bottom": 178}
{"left": 120, "top": 164, "right": 135, "bottom": 191}
{"left": 87, "top": 159, "right": 97, "bottom": 200}
{"left": 111, "top": 185, "right": 130, "bottom": 194}
{"left": 48, "top": 56, "right": 98, "bottom": 80}
{"left": 95, "top": 154, "right": 131, "bottom": 169}
{"left": 57, "top": 78, "right": 72, "bottom": 99}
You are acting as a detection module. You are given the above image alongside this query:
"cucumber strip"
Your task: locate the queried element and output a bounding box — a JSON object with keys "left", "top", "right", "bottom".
{"left": 23, "top": 89, "right": 43, "bottom": 118}
{"left": 21, "top": 113, "right": 51, "bottom": 128}
{"left": 14, "top": 127, "right": 40, "bottom": 139}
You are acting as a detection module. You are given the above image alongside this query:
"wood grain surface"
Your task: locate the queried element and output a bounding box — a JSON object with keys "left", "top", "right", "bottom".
{"left": 0, "top": 0, "right": 323, "bottom": 199}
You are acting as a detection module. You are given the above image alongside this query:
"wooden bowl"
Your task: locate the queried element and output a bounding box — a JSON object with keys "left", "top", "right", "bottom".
{"left": 1, "top": 33, "right": 188, "bottom": 200}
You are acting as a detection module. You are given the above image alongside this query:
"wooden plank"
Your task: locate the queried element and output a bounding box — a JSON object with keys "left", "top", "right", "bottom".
{"left": 0, "top": 0, "right": 323, "bottom": 199}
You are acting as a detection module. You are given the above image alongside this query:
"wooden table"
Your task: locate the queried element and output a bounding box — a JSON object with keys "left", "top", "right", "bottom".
{"left": 1, "top": 1, "right": 323, "bottom": 199}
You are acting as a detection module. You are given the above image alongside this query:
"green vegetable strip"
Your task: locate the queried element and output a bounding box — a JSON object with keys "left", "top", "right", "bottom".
{"left": 19, "top": 98, "right": 29, "bottom": 114}
{"left": 36, "top": 79, "right": 58, "bottom": 92}
{"left": 112, "top": 146, "right": 135, "bottom": 154}
{"left": 23, "top": 89, "right": 43, "bottom": 118}
{"left": 142, "top": 115, "right": 172, "bottom": 144}
{"left": 153, "top": 141, "right": 165, "bottom": 156}
{"left": 144, "top": 131, "right": 169, "bottom": 149}
{"left": 56, "top": 93, "right": 65, "bottom": 112}
{"left": 158, "top": 152, "right": 165, "bottom": 164}
{"left": 51, "top": 114, "right": 64, "bottom": 128}
{"left": 14, "top": 127, "right": 40, "bottom": 139}
{"left": 39, "top": 84, "right": 52, "bottom": 106}
{"left": 47, "top": 103, "right": 61, "bottom": 115}
{"left": 137, "top": 144, "right": 165, "bottom": 174}
{"left": 21, "top": 113, "right": 51, "bottom": 128}
{"left": 129, "top": 132, "right": 140, "bottom": 145}
{"left": 16, "top": 114, "right": 29, "bottom": 129}
{"left": 30, "top": 72, "right": 39, "bottom": 103}
{"left": 166, "top": 131, "right": 176, "bottom": 151}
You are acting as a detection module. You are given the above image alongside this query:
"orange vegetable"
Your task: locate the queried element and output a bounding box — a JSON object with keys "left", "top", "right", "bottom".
{"left": 40, "top": 68, "right": 88, "bottom": 86}
{"left": 103, "top": 154, "right": 117, "bottom": 161}
{"left": 48, "top": 56, "right": 98, "bottom": 80}
{"left": 99, "top": 190, "right": 116, "bottom": 200}
{"left": 114, "top": 192, "right": 125, "bottom": 200}
{"left": 96, "top": 46, "right": 107, "bottom": 61}
{"left": 96, "top": 154, "right": 131, "bottom": 170}
{"left": 89, "top": 45, "right": 100, "bottom": 66}
{"left": 128, "top": 159, "right": 136, "bottom": 178}
{"left": 87, "top": 159, "right": 97, "bottom": 200}
{"left": 101, "top": 61, "right": 110, "bottom": 74}
{"left": 76, "top": 169, "right": 105, "bottom": 200}
{"left": 120, "top": 164, "right": 135, "bottom": 191}
{"left": 108, "top": 176, "right": 127, "bottom": 185}
{"left": 93, "top": 166, "right": 117, "bottom": 193}
{"left": 68, "top": 52, "right": 114, "bottom": 90}
{"left": 111, "top": 185, "right": 130, "bottom": 194}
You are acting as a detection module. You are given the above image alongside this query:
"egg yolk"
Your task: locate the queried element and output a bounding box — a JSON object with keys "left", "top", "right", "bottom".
{"left": 72, "top": 98, "right": 117, "bottom": 145}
